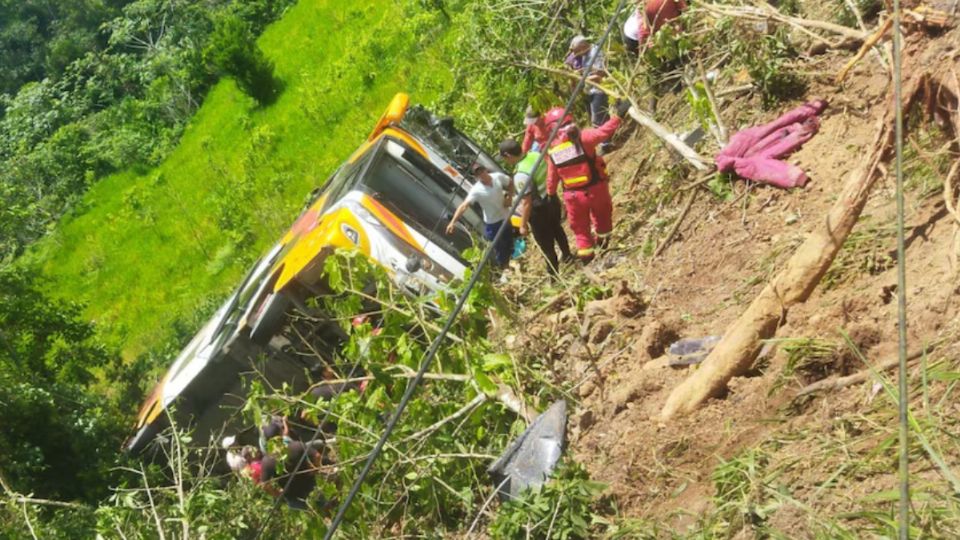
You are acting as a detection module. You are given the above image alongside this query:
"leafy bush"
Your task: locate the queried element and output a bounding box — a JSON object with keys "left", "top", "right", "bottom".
{"left": 204, "top": 13, "right": 281, "bottom": 106}
{"left": 730, "top": 25, "right": 806, "bottom": 108}
{"left": 236, "top": 251, "right": 520, "bottom": 535}
{"left": 490, "top": 462, "right": 610, "bottom": 539}
{"left": 0, "top": 266, "right": 127, "bottom": 503}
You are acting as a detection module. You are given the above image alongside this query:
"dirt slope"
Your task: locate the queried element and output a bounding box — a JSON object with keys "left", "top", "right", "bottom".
{"left": 504, "top": 21, "right": 960, "bottom": 536}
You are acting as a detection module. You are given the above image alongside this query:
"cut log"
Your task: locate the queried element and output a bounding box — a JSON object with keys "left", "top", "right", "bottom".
{"left": 660, "top": 76, "right": 928, "bottom": 419}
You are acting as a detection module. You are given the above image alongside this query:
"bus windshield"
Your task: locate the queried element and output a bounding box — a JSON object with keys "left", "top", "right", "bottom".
{"left": 358, "top": 139, "right": 483, "bottom": 258}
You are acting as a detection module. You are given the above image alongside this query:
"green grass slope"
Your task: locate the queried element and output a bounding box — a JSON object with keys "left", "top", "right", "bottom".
{"left": 31, "top": 0, "right": 456, "bottom": 359}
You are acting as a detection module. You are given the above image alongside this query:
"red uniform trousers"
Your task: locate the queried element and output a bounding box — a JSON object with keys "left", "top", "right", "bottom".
{"left": 563, "top": 180, "right": 613, "bottom": 259}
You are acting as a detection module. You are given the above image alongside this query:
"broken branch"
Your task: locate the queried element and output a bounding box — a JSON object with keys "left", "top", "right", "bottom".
{"left": 836, "top": 17, "right": 893, "bottom": 84}
{"left": 654, "top": 190, "right": 697, "bottom": 258}
{"left": 796, "top": 348, "right": 930, "bottom": 396}
{"left": 699, "top": 61, "right": 728, "bottom": 144}
{"left": 509, "top": 61, "right": 710, "bottom": 170}
{"left": 699, "top": 2, "right": 868, "bottom": 41}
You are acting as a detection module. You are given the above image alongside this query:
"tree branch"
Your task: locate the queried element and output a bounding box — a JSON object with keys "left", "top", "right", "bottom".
{"left": 507, "top": 61, "right": 710, "bottom": 170}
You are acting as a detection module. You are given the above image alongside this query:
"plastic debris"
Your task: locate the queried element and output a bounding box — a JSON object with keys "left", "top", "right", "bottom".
{"left": 668, "top": 335, "right": 722, "bottom": 367}
{"left": 512, "top": 237, "right": 527, "bottom": 259}
{"left": 488, "top": 400, "right": 566, "bottom": 500}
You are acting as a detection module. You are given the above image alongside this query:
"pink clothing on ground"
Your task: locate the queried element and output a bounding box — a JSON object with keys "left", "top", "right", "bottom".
{"left": 715, "top": 100, "right": 828, "bottom": 189}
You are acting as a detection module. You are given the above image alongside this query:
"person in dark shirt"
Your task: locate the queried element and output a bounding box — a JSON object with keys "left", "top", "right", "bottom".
{"left": 260, "top": 440, "right": 320, "bottom": 510}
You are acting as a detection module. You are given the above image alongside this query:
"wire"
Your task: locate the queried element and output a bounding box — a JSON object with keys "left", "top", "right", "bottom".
{"left": 891, "top": 0, "right": 911, "bottom": 538}
{"left": 320, "top": 1, "right": 629, "bottom": 538}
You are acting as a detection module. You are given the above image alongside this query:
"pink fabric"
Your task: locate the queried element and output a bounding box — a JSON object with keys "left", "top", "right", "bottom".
{"left": 715, "top": 100, "right": 828, "bottom": 189}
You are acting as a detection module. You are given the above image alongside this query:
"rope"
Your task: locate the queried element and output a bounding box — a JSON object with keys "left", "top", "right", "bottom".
{"left": 891, "top": 0, "right": 911, "bottom": 537}
{"left": 319, "top": 1, "right": 629, "bottom": 538}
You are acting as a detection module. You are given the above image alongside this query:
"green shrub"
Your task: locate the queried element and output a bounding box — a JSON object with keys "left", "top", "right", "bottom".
{"left": 731, "top": 26, "right": 807, "bottom": 108}
{"left": 490, "top": 462, "right": 609, "bottom": 539}
{"left": 204, "top": 13, "right": 282, "bottom": 106}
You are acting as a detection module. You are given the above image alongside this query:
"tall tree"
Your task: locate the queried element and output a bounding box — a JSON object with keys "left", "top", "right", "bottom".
{"left": 0, "top": 266, "right": 124, "bottom": 502}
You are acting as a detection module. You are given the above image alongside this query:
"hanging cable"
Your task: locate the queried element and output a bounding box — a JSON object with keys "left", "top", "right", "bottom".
{"left": 891, "top": 0, "right": 910, "bottom": 538}
{"left": 319, "top": 1, "right": 629, "bottom": 538}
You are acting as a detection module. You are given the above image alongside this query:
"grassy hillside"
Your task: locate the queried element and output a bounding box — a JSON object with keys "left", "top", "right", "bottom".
{"left": 31, "top": 0, "right": 456, "bottom": 359}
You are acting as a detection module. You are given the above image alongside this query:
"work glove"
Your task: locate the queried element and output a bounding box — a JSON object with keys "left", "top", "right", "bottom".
{"left": 614, "top": 98, "right": 631, "bottom": 118}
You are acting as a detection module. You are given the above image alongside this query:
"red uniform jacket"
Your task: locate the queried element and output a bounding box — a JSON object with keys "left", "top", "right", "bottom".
{"left": 546, "top": 116, "right": 620, "bottom": 196}
{"left": 638, "top": 0, "right": 688, "bottom": 43}
{"left": 522, "top": 121, "right": 548, "bottom": 154}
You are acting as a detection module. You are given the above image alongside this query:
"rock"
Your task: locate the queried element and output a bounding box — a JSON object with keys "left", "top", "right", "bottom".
{"left": 590, "top": 320, "right": 615, "bottom": 344}
{"left": 578, "top": 380, "right": 597, "bottom": 399}
{"left": 642, "top": 379, "right": 663, "bottom": 393}
{"left": 582, "top": 281, "right": 647, "bottom": 321}
{"left": 578, "top": 409, "right": 596, "bottom": 431}
{"left": 610, "top": 378, "right": 645, "bottom": 413}
{"left": 637, "top": 321, "right": 680, "bottom": 360}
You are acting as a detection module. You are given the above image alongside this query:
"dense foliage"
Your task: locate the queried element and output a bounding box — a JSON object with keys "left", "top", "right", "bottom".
{"left": 0, "top": 0, "right": 133, "bottom": 95}
{"left": 204, "top": 13, "right": 281, "bottom": 105}
{"left": 0, "top": 0, "right": 293, "bottom": 261}
{"left": 1, "top": 0, "right": 854, "bottom": 537}
{"left": 0, "top": 266, "right": 130, "bottom": 537}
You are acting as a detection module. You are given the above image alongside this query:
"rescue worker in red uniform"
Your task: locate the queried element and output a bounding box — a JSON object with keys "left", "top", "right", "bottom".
{"left": 522, "top": 106, "right": 548, "bottom": 154}
{"left": 544, "top": 100, "right": 630, "bottom": 261}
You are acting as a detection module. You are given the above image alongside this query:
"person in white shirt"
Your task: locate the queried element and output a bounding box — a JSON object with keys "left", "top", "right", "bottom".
{"left": 446, "top": 163, "right": 515, "bottom": 268}
{"left": 623, "top": 10, "right": 640, "bottom": 56}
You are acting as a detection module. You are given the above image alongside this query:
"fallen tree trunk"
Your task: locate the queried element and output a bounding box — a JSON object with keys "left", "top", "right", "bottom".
{"left": 660, "top": 76, "right": 927, "bottom": 419}
{"left": 699, "top": 2, "right": 868, "bottom": 41}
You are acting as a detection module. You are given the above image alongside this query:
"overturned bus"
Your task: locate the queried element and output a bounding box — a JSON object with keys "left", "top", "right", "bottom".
{"left": 126, "top": 94, "right": 509, "bottom": 454}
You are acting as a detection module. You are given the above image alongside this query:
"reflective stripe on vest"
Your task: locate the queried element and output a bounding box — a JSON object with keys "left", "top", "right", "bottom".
{"left": 562, "top": 175, "right": 591, "bottom": 188}
{"left": 548, "top": 141, "right": 584, "bottom": 166}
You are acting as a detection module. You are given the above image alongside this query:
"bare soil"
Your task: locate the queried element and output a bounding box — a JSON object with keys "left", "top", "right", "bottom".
{"left": 503, "top": 21, "right": 960, "bottom": 537}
